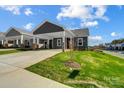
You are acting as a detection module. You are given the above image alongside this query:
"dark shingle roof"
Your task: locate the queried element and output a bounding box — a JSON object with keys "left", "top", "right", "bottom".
{"left": 13, "top": 27, "right": 32, "bottom": 35}
{"left": 71, "top": 28, "right": 89, "bottom": 37}
{"left": 33, "top": 21, "right": 64, "bottom": 34}
{"left": 6, "top": 27, "right": 33, "bottom": 36}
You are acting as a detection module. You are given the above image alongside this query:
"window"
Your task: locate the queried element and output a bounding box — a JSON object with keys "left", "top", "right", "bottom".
{"left": 77, "top": 38, "right": 83, "bottom": 46}
{"left": 57, "top": 39, "right": 62, "bottom": 46}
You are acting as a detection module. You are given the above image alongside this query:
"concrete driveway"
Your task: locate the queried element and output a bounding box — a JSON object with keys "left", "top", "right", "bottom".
{"left": 103, "top": 50, "right": 124, "bottom": 59}
{"left": 0, "top": 49, "right": 69, "bottom": 88}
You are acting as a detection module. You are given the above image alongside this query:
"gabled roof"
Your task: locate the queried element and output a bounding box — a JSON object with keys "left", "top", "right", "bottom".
{"left": 32, "top": 21, "right": 64, "bottom": 34}
{"left": 71, "top": 28, "right": 89, "bottom": 37}
{"left": 5, "top": 27, "right": 33, "bottom": 37}
{"left": 13, "top": 27, "right": 32, "bottom": 35}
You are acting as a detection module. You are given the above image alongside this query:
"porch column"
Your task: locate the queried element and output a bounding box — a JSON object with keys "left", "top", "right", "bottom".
{"left": 16, "top": 39, "right": 19, "bottom": 47}
{"left": 36, "top": 38, "right": 39, "bottom": 48}
{"left": 32, "top": 37, "right": 36, "bottom": 49}
{"left": 21, "top": 35, "right": 24, "bottom": 44}
{"left": 21, "top": 35, "right": 24, "bottom": 48}
{"left": 47, "top": 39, "right": 49, "bottom": 49}
{"left": 1, "top": 40, "right": 4, "bottom": 45}
{"left": 33, "top": 37, "right": 36, "bottom": 44}
{"left": 5, "top": 39, "right": 8, "bottom": 48}
{"left": 70, "top": 37, "right": 73, "bottom": 50}
{"left": 62, "top": 31, "right": 65, "bottom": 52}
{"left": 36, "top": 38, "right": 39, "bottom": 44}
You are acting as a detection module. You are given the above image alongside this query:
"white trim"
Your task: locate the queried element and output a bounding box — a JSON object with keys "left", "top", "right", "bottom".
{"left": 77, "top": 38, "right": 83, "bottom": 46}
{"left": 57, "top": 39, "right": 62, "bottom": 47}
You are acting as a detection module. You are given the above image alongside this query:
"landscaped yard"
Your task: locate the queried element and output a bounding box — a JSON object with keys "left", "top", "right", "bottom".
{"left": 26, "top": 51, "right": 124, "bottom": 88}
{"left": 0, "top": 49, "right": 21, "bottom": 55}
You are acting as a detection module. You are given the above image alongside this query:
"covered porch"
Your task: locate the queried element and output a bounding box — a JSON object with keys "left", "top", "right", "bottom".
{"left": 34, "top": 30, "right": 75, "bottom": 49}
{"left": 5, "top": 34, "right": 42, "bottom": 49}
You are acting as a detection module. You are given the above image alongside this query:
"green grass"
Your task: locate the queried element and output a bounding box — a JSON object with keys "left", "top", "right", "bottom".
{"left": 0, "top": 50, "right": 22, "bottom": 55}
{"left": 26, "top": 51, "right": 124, "bottom": 88}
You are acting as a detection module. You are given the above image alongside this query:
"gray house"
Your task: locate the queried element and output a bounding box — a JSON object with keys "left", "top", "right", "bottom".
{"left": 0, "top": 21, "right": 89, "bottom": 50}
{"left": 105, "top": 43, "right": 124, "bottom": 50}
{"left": 32, "top": 21, "right": 89, "bottom": 50}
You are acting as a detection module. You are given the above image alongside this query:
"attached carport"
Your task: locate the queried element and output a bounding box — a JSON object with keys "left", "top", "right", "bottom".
{"left": 4, "top": 27, "right": 44, "bottom": 49}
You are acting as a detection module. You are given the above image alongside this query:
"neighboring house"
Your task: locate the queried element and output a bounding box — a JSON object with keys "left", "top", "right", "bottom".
{"left": 105, "top": 43, "right": 124, "bottom": 50}
{"left": 0, "top": 21, "right": 89, "bottom": 50}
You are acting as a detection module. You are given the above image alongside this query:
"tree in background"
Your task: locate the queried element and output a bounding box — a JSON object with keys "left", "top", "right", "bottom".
{"left": 111, "top": 38, "right": 124, "bottom": 44}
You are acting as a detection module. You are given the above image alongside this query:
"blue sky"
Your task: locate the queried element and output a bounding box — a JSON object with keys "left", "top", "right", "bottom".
{"left": 0, "top": 5, "right": 124, "bottom": 46}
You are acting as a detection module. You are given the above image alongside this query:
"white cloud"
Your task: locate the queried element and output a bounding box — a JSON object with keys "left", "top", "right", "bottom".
{"left": 89, "top": 36, "right": 102, "bottom": 41}
{"left": 57, "top": 5, "right": 92, "bottom": 20}
{"left": 57, "top": 5, "right": 108, "bottom": 20}
{"left": 24, "top": 8, "right": 33, "bottom": 16}
{"left": 93, "top": 5, "right": 109, "bottom": 21}
{"left": 57, "top": 5, "right": 108, "bottom": 27}
{"left": 23, "top": 23, "right": 34, "bottom": 30}
{"left": 0, "top": 5, "right": 22, "bottom": 15}
{"left": 81, "top": 21, "right": 98, "bottom": 27}
{"left": 111, "top": 32, "right": 119, "bottom": 37}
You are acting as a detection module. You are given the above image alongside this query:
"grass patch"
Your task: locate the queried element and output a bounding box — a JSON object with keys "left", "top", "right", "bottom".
{"left": 0, "top": 50, "right": 22, "bottom": 55}
{"left": 26, "top": 51, "right": 124, "bottom": 88}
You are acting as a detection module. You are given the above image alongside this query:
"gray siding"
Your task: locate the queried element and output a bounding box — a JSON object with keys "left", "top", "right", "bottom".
{"left": 6, "top": 28, "right": 21, "bottom": 37}
{"left": 33, "top": 21, "right": 64, "bottom": 34}
{"left": 74, "top": 37, "right": 88, "bottom": 50}
{"left": 53, "top": 38, "right": 62, "bottom": 49}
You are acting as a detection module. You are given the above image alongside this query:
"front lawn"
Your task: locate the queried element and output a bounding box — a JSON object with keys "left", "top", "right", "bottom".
{"left": 26, "top": 51, "right": 124, "bottom": 88}
{"left": 0, "top": 48, "right": 34, "bottom": 55}
{"left": 0, "top": 50, "right": 21, "bottom": 55}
